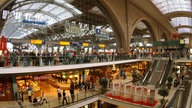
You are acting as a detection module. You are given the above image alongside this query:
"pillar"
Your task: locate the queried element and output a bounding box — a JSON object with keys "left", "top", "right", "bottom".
{"left": 51, "top": 44, "right": 54, "bottom": 54}
{"left": 12, "top": 76, "right": 18, "bottom": 101}
{"left": 82, "top": 70, "right": 85, "bottom": 81}
{"left": 57, "top": 45, "right": 60, "bottom": 54}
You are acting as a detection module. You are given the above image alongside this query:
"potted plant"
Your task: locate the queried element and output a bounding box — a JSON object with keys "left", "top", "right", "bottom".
{"left": 99, "top": 77, "right": 108, "bottom": 94}
{"left": 167, "top": 76, "right": 173, "bottom": 89}
{"left": 158, "top": 87, "right": 169, "bottom": 104}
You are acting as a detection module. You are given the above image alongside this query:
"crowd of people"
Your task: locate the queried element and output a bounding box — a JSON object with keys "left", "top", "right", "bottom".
{"left": 0, "top": 48, "right": 190, "bottom": 67}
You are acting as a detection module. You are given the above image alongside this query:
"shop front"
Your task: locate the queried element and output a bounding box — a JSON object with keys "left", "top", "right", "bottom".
{"left": 0, "top": 77, "right": 14, "bottom": 101}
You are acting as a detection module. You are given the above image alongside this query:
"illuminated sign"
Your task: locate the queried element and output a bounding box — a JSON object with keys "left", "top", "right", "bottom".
{"left": 30, "top": 40, "right": 43, "bottom": 44}
{"left": 60, "top": 41, "right": 70, "bottom": 46}
{"left": 186, "top": 62, "right": 191, "bottom": 66}
{"left": 98, "top": 44, "right": 105, "bottom": 48}
{"left": 82, "top": 43, "right": 89, "bottom": 46}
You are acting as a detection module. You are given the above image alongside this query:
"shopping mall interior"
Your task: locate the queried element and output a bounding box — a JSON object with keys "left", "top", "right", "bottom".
{"left": 0, "top": 0, "right": 192, "bottom": 108}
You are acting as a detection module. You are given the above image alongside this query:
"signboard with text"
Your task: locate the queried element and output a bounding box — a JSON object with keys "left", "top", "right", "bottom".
{"left": 30, "top": 40, "right": 43, "bottom": 45}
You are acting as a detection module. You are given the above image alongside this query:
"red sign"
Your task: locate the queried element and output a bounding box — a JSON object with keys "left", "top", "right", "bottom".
{"left": 172, "top": 33, "right": 178, "bottom": 40}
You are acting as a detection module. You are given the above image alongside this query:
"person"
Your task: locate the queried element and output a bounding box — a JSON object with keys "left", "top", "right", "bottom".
{"left": 27, "top": 89, "right": 33, "bottom": 102}
{"left": 57, "top": 86, "right": 61, "bottom": 100}
{"left": 62, "top": 90, "right": 68, "bottom": 105}
{"left": 40, "top": 91, "right": 48, "bottom": 104}
{"left": 21, "top": 89, "right": 24, "bottom": 102}
{"left": 33, "top": 97, "right": 38, "bottom": 105}
{"left": 70, "top": 89, "right": 75, "bottom": 103}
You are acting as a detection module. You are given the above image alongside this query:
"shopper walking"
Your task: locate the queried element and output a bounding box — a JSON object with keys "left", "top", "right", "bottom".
{"left": 41, "top": 91, "right": 48, "bottom": 104}
{"left": 57, "top": 86, "right": 61, "bottom": 100}
{"left": 27, "top": 89, "right": 33, "bottom": 102}
{"left": 62, "top": 90, "right": 68, "bottom": 105}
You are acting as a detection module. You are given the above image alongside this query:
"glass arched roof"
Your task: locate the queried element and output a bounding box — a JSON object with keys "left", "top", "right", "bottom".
{"left": 1, "top": 0, "right": 82, "bottom": 38}
{"left": 151, "top": 0, "right": 192, "bottom": 34}
{"left": 151, "top": 0, "right": 192, "bottom": 14}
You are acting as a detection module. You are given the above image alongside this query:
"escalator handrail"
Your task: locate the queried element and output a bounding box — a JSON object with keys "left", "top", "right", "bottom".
{"left": 148, "top": 57, "right": 161, "bottom": 84}
{"left": 142, "top": 59, "right": 157, "bottom": 84}
{"left": 160, "top": 60, "right": 174, "bottom": 86}
{"left": 159, "top": 59, "right": 169, "bottom": 85}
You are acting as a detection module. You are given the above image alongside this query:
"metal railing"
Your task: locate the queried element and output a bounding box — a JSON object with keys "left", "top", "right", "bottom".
{"left": 5, "top": 90, "right": 100, "bottom": 108}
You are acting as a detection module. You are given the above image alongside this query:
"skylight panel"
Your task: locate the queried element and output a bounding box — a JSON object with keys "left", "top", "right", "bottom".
{"left": 29, "top": 3, "right": 46, "bottom": 10}
{"left": 178, "top": 28, "right": 192, "bottom": 34}
{"left": 151, "top": 0, "right": 192, "bottom": 14}
{"left": 58, "top": 11, "right": 73, "bottom": 19}
{"left": 50, "top": 7, "right": 65, "bottom": 15}
{"left": 170, "top": 17, "right": 192, "bottom": 27}
{"left": 42, "top": 4, "right": 57, "bottom": 12}
{"left": 20, "top": 4, "right": 32, "bottom": 10}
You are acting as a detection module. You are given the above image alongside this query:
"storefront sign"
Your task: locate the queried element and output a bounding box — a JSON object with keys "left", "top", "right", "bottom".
{"left": 30, "top": 40, "right": 43, "bottom": 45}
{"left": 98, "top": 44, "right": 105, "bottom": 48}
{"left": 34, "top": 76, "right": 50, "bottom": 80}
{"left": 186, "top": 62, "right": 191, "bottom": 66}
{"left": 82, "top": 43, "right": 89, "bottom": 46}
{"left": 60, "top": 41, "right": 70, "bottom": 46}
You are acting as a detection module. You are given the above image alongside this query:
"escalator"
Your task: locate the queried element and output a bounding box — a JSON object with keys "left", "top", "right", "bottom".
{"left": 178, "top": 81, "right": 191, "bottom": 108}
{"left": 142, "top": 59, "right": 158, "bottom": 85}
{"left": 159, "top": 59, "right": 173, "bottom": 86}
{"left": 148, "top": 59, "right": 168, "bottom": 85}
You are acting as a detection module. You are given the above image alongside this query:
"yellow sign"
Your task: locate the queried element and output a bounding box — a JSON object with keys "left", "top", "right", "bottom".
{"left": 186, "top": 62, "right": 191, "bottom": 66}
{"left": 60, "top": 41, "right": 70, "bottom": 46}
{"left": 30, "top": 40, "right": 42, "bottom": 44}
{"left": 82, "top": 43, "right": 89, "bottom": 46}
{"left": 98, "top": 44, "right": 105, "bottom": 48}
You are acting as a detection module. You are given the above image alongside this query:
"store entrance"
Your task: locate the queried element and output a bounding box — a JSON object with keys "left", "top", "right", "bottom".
{"left": 0, "top": 77, "right": 14, "bottom": 101}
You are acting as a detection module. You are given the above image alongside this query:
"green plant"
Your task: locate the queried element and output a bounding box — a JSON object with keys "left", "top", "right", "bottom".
{"left": 158, "top": 87, "right": 169, "bottom": 104}
{"left": 167, "top": 76, "right": 173, "bottom": 82}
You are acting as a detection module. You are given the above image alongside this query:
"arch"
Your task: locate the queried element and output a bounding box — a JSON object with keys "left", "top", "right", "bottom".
{"left": 130, "top": 17, "right": 157, "bottom": 42}
{"left": 178, "top": 32, "right": 192, "bottom": 36}
{"left": 94, "top": 0, "right": 126, "bottom": 52}
{"left": 12, "top": 0, "right": 80, "bottom": 15}
{"left": 175, "top": 25, "right": 192, "bottom": 29}
{"left": 7, "top": 9, "right": 60, "bottom": 21}
{"left": 165, "top": 11, "right": 192, "bottom": 19}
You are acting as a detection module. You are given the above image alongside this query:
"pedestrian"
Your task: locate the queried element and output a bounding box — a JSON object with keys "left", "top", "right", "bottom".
{"left": 27, "top": 89, "right": 33, "bottom": 102}
{"left": 41, "top": 91, "right": 48, "bottom": 104}
{"left": 21, "top": 89, "right": 24, "bottom": 102}
{"left": 70, "top": 89, "right": 75, "bottom": 103}
{"left": 62, "top": 90, "right": 68, "bottom": 105}
{"left": 57, "top": 86, "right": 61, "bottom": 100}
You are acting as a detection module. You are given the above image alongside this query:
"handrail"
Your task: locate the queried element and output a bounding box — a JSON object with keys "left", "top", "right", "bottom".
{"left": 6, "top": 90, "right": 100, "bottom": 108}
{"left": 148, "top": 57, "right": 160, "bottom": 84}
{"left": 142, "top": 59, "right": 155, "bottom": 84}
{"left": 159, "top": 59, "right": 169, "bottom": 86}
{"left": 0, "top": 54, "right": 149, "bottom": 68}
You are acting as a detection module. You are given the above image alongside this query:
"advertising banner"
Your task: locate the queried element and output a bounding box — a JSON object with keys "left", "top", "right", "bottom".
{"left": 134, "top": 86, "right": 143, "bottom": 101}
{"left": 149, "top": 89, "right": 155, "bottom": 104}
{"left": 113, "top": 82, "right": 120, "bottom": 96}
{"left": 142, "top": 87, "right": 148, "bottom": 102}
{"left": 124, "top": 84, "right": 132, "bottom": 99}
